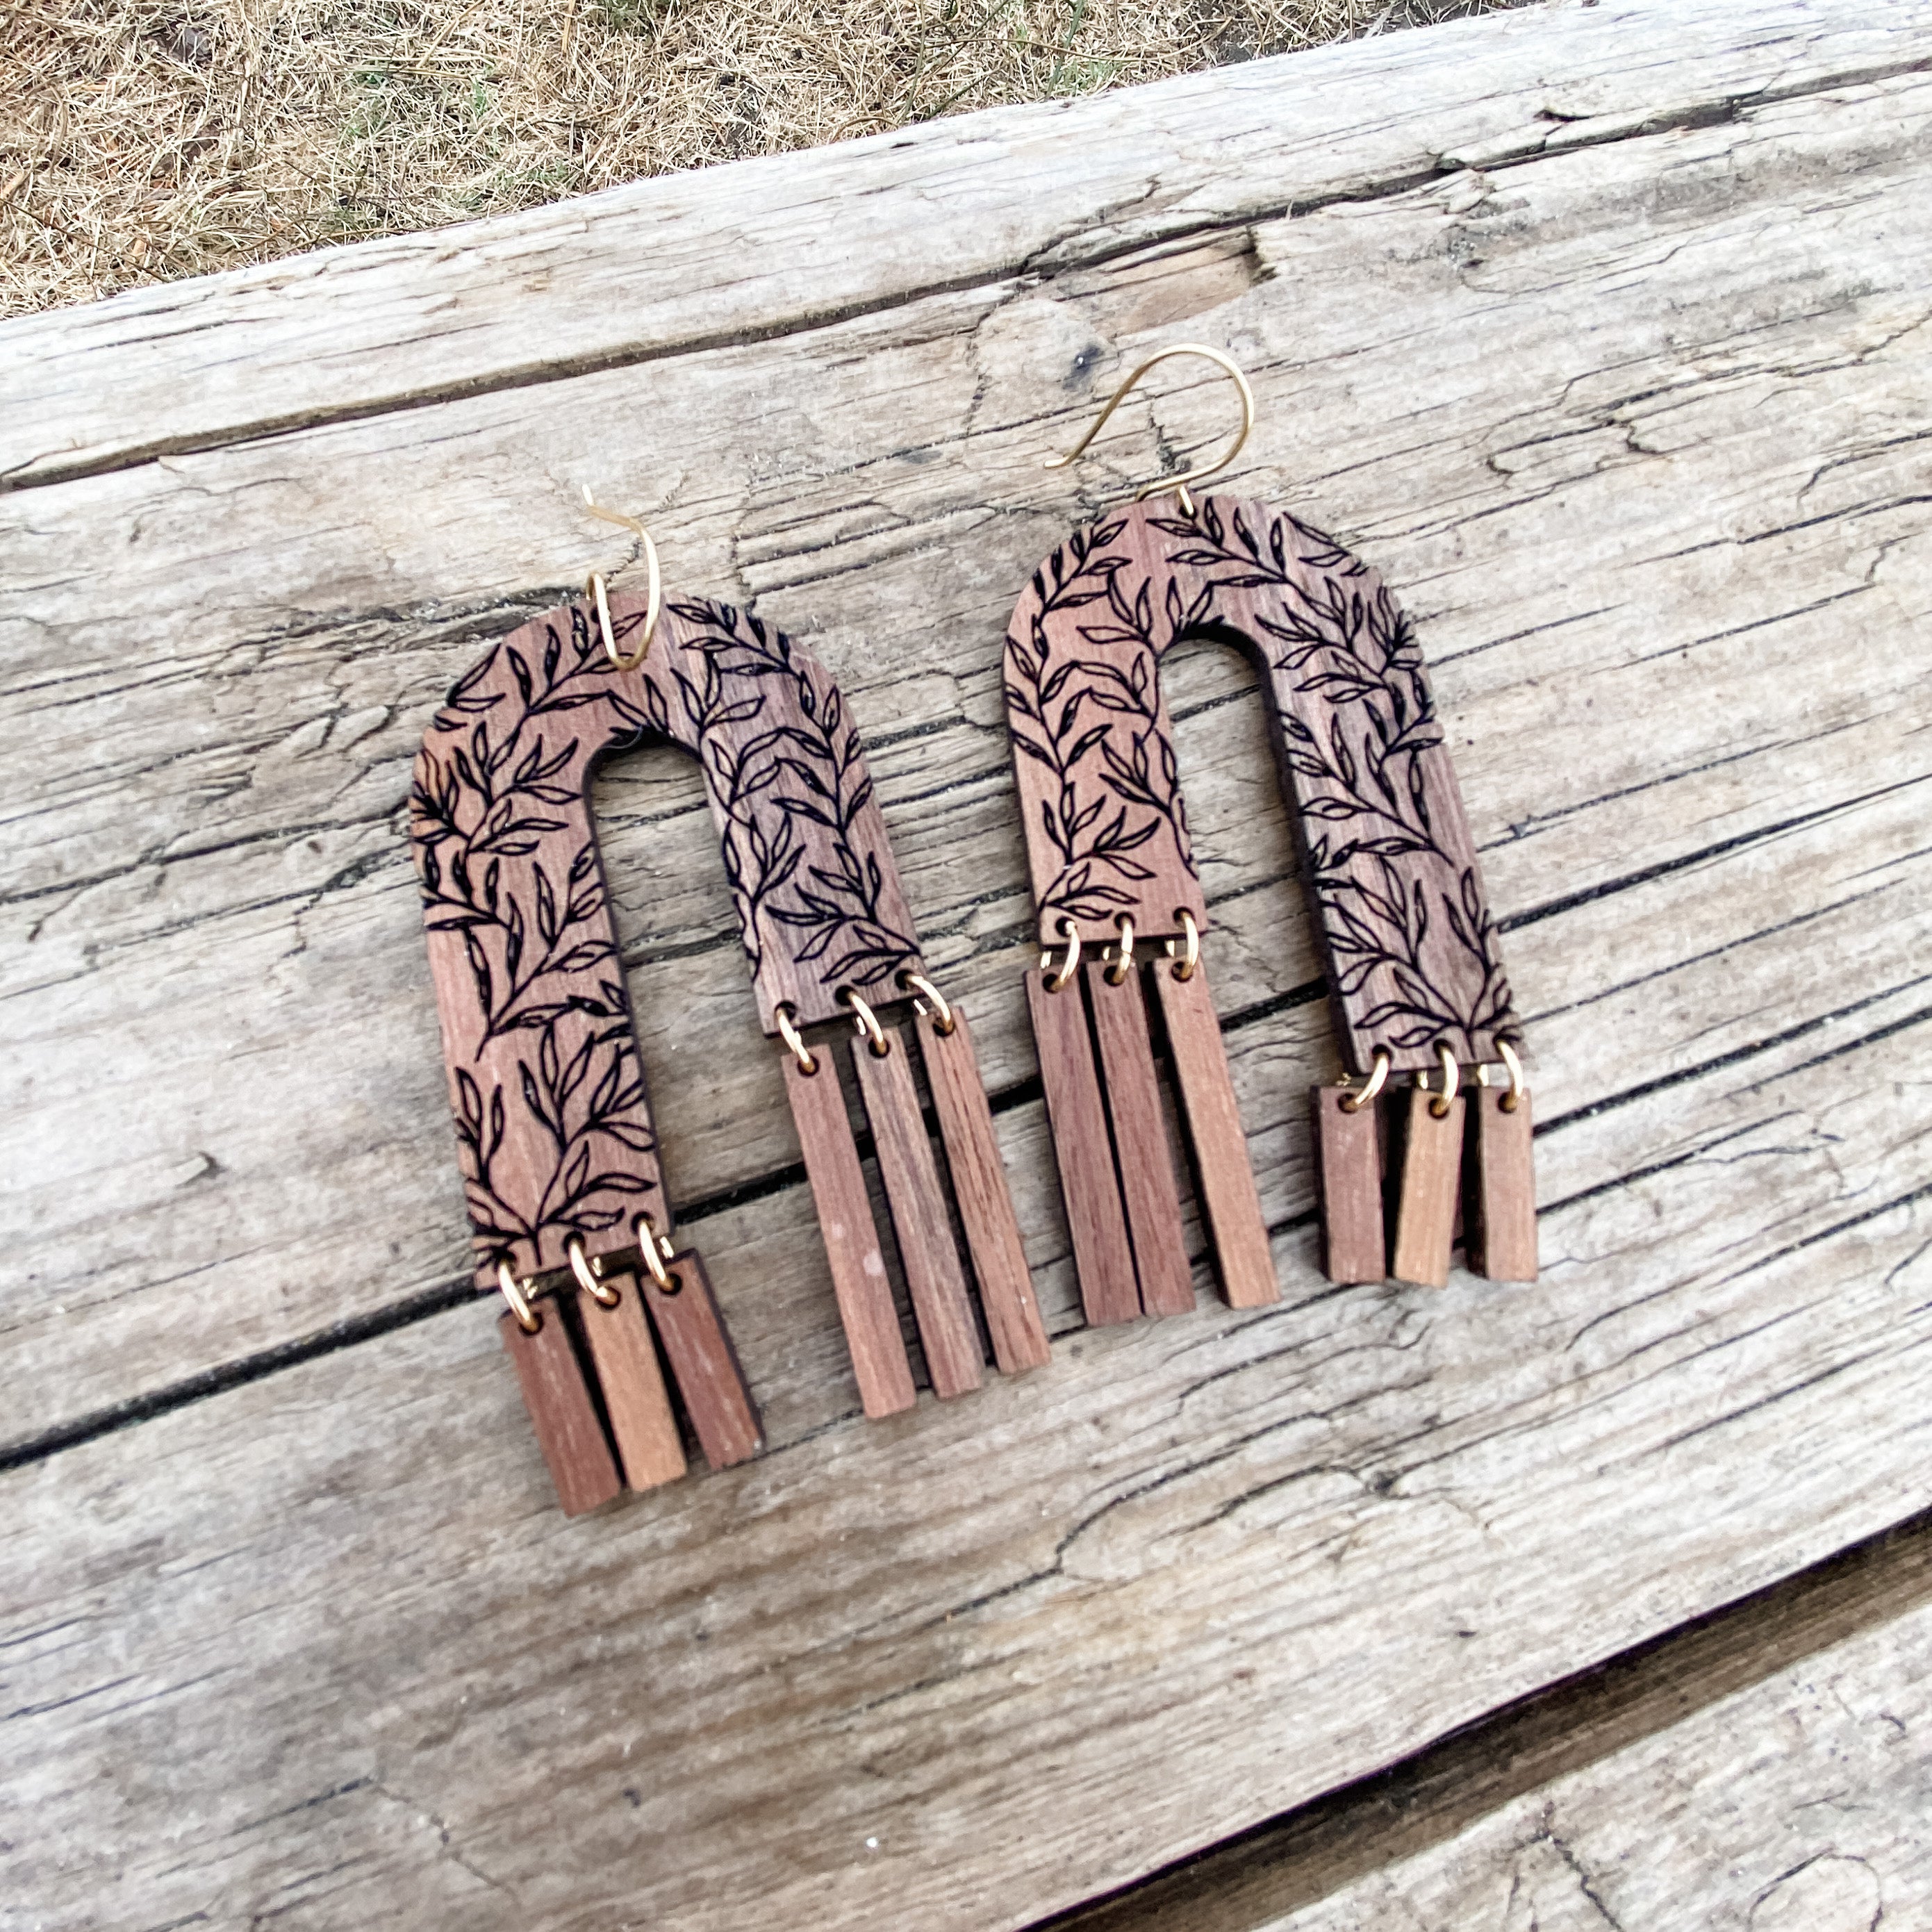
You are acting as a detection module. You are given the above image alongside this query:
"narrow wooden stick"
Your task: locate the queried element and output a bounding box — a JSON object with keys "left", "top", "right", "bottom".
{"left": 1027, "top": 967, "right": 1140, "bottom": 1326}
{"left": 1467, "top": 1086, "right": 1538, "bottom": 1281}
{"left": 640, "top": 1250, "right": 764, "bottom": 1468}
{"left": 1087, "top": 961, "right": 1194, "bottom": 1319}
{"left": 783, "top": 1050, "right": 918, "bottom": 1417}
{"left": 1151, "top": 957, "right": 1277, "bottom": 1308}
{"left": 916, "top": 1006, "right": 1050, "bottom": 1374}
{"left": 498, "top": 1306, "right": 622, "bottom": 1517}
{"left": 1392, "top": 1087, "right": 1464, "bottom": 1289}
{"left": 1311, "top": 1087, "right": 1386, "bottom": 1285}
{"left": 577, "top": 1273, "right": 686, "bottom": 1490}
{"left": 854, "top": 1025, "right": 984, "bottom": 1398}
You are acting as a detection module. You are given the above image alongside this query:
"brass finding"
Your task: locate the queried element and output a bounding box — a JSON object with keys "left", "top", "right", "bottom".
{"left": 1167, "top": 908, "right": 1200, "bottom": 981}
{"left": 842, "top": 988, "right": 891, "bottom": 1057}
{"left": 581, "top": 484, "right": 663, "bottom": 672}
{"left": 496, "top": 1258, "right": 540, "bottom": 1332}
{"left": 1496, "top": 1038, "right": 1526, "bottom": 1113}
{"left": 1043, "top": 342, "right": 1255, "bottom": 518}
{"left": 1428, "top": 1041, "right": 1460, "bottom": 1120}
{"left": 566, "top": 1234, "right": 620, "bottom": 1307}
{"left": 632, "top": 1212, "right": 675, "bottom": 1291}
{"left": 775, "top": 1005, "right": 818, "bottom": 1075}
{"left": 1339, "top": 1048, "right": 1391, "bottom": 1114}
{"left": 1042, "top": 920, "right": 1082, "bottom": 993}
{"left": 900, "top": 970, "right": 956, "bottom": 1036}
{"left": 1105, "top": 915, "right": 1136, "bottom": 986}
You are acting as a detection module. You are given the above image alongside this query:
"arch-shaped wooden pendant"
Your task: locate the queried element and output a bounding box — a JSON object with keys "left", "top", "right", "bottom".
{"left": 1004, "top": 493, "right": 1535, "bottom": 1311}
{"left": 412, "top": 589, "right": 1045, "bottom": 1510}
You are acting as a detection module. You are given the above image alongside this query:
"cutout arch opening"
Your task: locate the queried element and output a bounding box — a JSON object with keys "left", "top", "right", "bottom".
{"left": 1002, "top": 491, "right": 1519, "bottom": 1080}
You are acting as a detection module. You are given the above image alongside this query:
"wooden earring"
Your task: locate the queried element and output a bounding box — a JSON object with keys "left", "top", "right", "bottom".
{"left": 411, "top": 493, "right": 1045, "bottom": 1512}
{"left": 1002, "top": 346, "right": 1535, "bottom": 1316}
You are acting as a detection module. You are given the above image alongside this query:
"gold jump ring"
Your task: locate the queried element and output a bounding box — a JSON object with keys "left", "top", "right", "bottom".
{"left": 1339, "top": 1048, "right": 1391, "bottom": 1114}
{"left": 1429, "top": 1041, "right": 1460, "bottom": 1119}
{"left": 631, "top": 1212, "right": 675, "bottom": 1291}
{"left": 1043, "top": 920, "right": 1082, "bottom": 993}
{"left": 775, "top": 1005, "right": 818, "bottom": 1075}
{"left": 1497, "top": 1037, "right": 1526, "bottom": 1113}
{"left": 900, "top": 971, "right": 956, "bottom": 1036}
{"left": 1105, "top": 915, "right": 1136, "bottom": 986}
{"left": 566, "top": 1234, "right": 619, "bottom": 1307}
{"left": 842, "top": 989, "right": 891, "bottom": 1057}
{"left": 496, "top": 1259, "right": 540, "bottom": 1333}
{"left": 1168, "top": 909, "right": 1200, "bottom": 981}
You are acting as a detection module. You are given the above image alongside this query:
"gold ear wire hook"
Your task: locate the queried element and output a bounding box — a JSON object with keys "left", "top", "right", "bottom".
{"left": 1043, "top": 342, "right": 1256, "bottom": 518}
{"left": 581, "top": 484, "right": 663, "bottom": 672}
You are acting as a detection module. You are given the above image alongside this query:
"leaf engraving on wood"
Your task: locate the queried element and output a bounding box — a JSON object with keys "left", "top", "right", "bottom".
{"left": 410, "top": 591, "right": 924, "bottom": 1287}
{"left": 1004, "top": 496, "right": 1519, "bottom": 1075}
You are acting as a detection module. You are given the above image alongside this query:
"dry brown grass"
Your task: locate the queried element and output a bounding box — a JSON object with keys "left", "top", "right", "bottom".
{"left": 0, "top": 0, "right": 1521, "bottom": 317}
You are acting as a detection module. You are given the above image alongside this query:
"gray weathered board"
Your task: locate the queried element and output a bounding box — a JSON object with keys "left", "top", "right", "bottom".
{"left": 1076, "top": 1519, "right": 1932, "bottom": 1929}
{"left": 3, "top": 0, "right": 1931, "bottom": 1926}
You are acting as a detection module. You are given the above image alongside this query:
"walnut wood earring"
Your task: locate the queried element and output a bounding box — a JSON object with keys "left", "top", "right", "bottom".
{"left": 411, "top": 497, "right": 1046, "bottom": 1514}
{"left": 1002, "top": 345, "right": 1537, "bottom": 1314}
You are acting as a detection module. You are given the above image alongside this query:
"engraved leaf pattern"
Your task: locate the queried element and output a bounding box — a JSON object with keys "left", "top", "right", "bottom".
{"left": 411, "top": 595, "right": 921, "bottom": 1282}
{"left": 412, "top": 604, "right": 659, "bottom": 1277}
{"left": 1007, "top": 496, "right": 1516, "bottom": 1064}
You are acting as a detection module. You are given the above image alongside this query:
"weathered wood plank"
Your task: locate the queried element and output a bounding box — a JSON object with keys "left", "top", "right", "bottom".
{"left": 3, "top": 0, "right": 1926, "bottom": 490}
{"left": 3, "top": 15, "right": 1931, "bottom": 1928}
{"left": 1059, "top": 1514, "right": 1932, "bottom": 1930}
{"left": 3, "top": 62, "right": 1928, "bottom": 1439}
{"left": 1250, "top": 1594, "right": 1932, "bottom": 1928}
{"left": 4, "top": 990, "right": 1926, "bottom": 1928}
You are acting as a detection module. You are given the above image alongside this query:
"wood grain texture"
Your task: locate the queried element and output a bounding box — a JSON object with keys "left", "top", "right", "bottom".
{"left": 5, "top": 0, "right": 1921, "bottom": 488}
{"left": 854, "top": 1025, "right": 984, "bottom": 1399}
{"left": 1390, "top": 1089, "right": 1463, "bottom": 1290}
{"left": 1061, "top": 1515, "right": 1932, "bottom": 1931}
{"left": 9, "top": 44, "right": 1932, "bottom": 1425}
{"left": 412, "top": 590, "right": 925, "bottom": 1287}
{"left": 1005, "top": 498, "right": 1514, "bottom": 1077}
{"left": 638, "top": 1248, "right": 763, "bottom": 1470}
{"left": 1150, "top": 957, "right": 1276, "bottom": 1310}
{"left": 1027, "top": 966, "right": 1140, "bottom": 1327}
{"left": 916, "top": 1007, "right": 1050, "bottom": 1374}
{"left": 1310, "top": 1087, "right": 1386, "bottom": 1287}
{"left": 497, "top": 1305, "right": 622, "bottom": 1517}
{"left": 1191, "top": 1585, "right": 1932, "bottom": 1931}
{"left": 784, "top": 1048, "right": 918, "bottom": 1417}
{"left": 1467, "top": 1087, "right": 1537, "bottom": 1284}
{"left": 6, "top": 10, "right": 1932, "bottom": 1930}
{"left": 577, "top": 1274, "right": 686, "bottom": 1492}
{"left": 1087, "top": 961, "right": 1195, "bottom": 1319}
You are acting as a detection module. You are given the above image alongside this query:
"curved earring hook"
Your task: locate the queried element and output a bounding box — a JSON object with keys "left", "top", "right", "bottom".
{"left": 581, "top": 483, "right": 663, "bottom": 672}
{"left": 1043, "top": 342, "right": 1256, "bottom": 517}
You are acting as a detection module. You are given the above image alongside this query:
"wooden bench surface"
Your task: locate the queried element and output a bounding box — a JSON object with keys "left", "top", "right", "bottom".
{"left": 3, "top": 0, "right": 1929, "bottom": 1924}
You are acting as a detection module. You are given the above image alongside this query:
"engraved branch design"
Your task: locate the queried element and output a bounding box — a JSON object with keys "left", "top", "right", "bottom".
{"left": 1148, "top": 499, "right": 1513, "bottom": 1051}
{"left": 1004, "top": 515, "right": 1202, "bottom": 927}
{"left": 647, "top": 599, "right": 920, "bottom": 993}
{"left": 411, "top": 606, "right": 659, "bottom": 1272}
